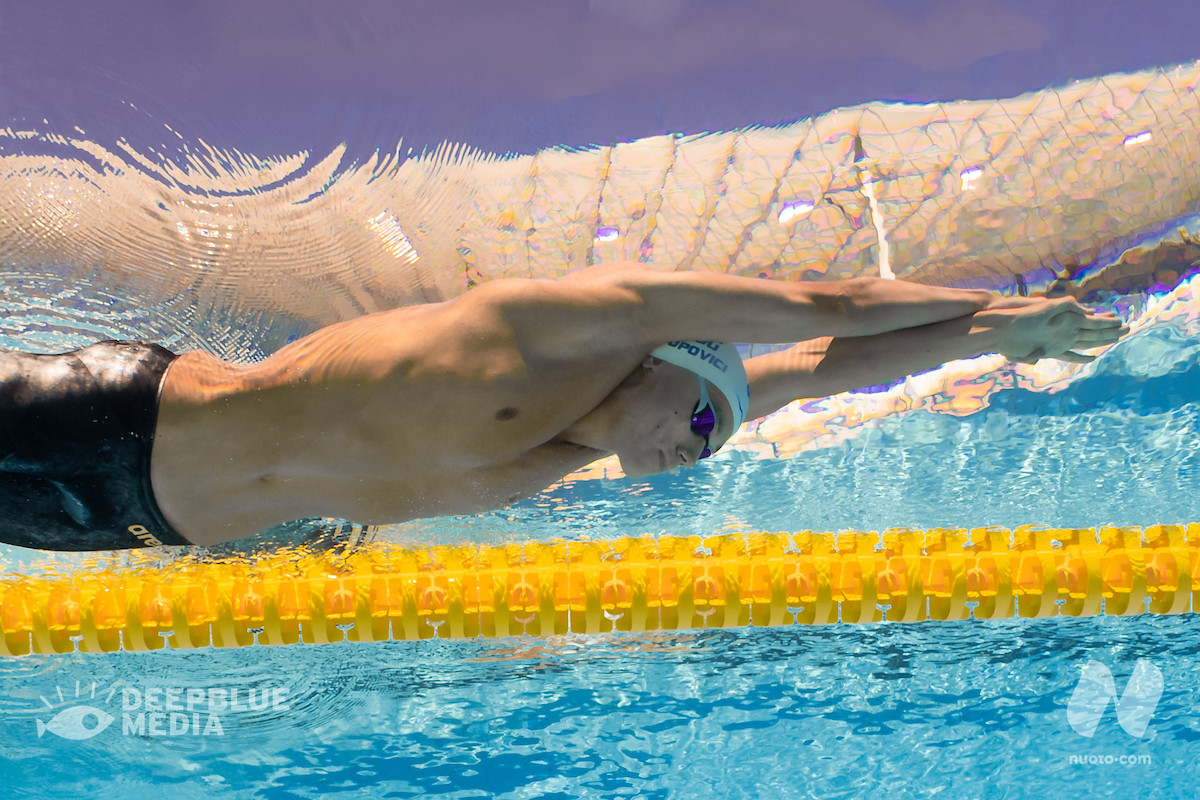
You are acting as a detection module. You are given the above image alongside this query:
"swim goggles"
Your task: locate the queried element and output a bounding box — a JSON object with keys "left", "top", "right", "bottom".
{"left": 692, "top": 378, "right": 719, "bottom": 459}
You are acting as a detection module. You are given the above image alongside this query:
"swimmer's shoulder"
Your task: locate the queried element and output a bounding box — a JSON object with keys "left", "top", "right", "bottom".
{"left": 448, "top": 270, "right": 658, "bottom": 362}
{"left": 160, "top": 350, "right": 259, "bottom": 404}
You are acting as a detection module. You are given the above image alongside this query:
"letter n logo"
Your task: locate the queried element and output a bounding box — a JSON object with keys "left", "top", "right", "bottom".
{"left": 1067, "top": 659, "right": 1163, "bottom": 738}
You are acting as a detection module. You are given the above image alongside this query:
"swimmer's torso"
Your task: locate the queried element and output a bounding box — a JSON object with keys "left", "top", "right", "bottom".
{"left": 150, "top": 284, "right": 650, "bottom": 545}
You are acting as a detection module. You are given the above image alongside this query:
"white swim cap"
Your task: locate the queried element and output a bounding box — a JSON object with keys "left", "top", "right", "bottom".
{"left": 649, "top": 341, "right": 750, "bottom": 433}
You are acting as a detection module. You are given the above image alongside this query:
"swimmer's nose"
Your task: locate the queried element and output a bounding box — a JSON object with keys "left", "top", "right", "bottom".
{"left": 678, "top": 444, "right": 702, "bottom": 468}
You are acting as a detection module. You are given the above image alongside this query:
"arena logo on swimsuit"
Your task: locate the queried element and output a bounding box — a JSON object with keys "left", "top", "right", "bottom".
{"left": 663, "top": 341, "right": 729, "bottom": 373}
{"left": 128, "top": 524, "right": 163, "bottom": 547}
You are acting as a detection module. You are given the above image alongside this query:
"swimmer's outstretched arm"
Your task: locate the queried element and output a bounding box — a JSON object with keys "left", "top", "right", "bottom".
{"left": 486, "top": 262, "right": 1006, "bottom": 349}
{"left": 742, "top": 297, "right": 1129, "bottom": 420}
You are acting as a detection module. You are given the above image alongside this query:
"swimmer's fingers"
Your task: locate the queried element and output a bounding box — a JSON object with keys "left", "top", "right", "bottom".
{"left": 1079, "top": 312, "right": 1126, "bottom": 329}
{"left": 1073, "top": 324, "right": 1130, "bottom": 347}
{"left": 1012, "top": 348, "right": 1044, "bottom": 364}
{"left": 1015, "top": 350, "right": 1095, "bottom": 365}
{"left": 1051, "top": 302, "right": 1124, "bottom": 329}
{"left": 1048, "top": 296, "right": 1089, "bottom": 316}
{"left": 1052, "top": 298, "right": 1127, "bottom": 327}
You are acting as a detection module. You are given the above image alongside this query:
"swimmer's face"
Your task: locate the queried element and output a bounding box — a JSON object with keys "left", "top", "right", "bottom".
{"left": 613, "top": 358, "right": 735, "bottom": 478}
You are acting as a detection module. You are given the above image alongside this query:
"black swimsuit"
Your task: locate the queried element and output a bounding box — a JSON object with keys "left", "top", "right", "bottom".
{"left": 0, "top": 340, "right": 192, "bottom": 550}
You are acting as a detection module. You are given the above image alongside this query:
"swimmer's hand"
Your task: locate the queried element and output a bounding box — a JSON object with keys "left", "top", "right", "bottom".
{"left": 990, "top": 296, "right": 1129, "bottom": 364}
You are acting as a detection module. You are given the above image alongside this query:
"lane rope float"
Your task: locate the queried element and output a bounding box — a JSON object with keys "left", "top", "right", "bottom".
{"left": 1, "top": 523, "right": 1196, "bottom": 655}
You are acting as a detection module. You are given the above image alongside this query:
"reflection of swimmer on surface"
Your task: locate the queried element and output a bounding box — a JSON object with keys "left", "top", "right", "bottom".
{"left": 0, "top": 263, "right": 1127, "bottom": 551}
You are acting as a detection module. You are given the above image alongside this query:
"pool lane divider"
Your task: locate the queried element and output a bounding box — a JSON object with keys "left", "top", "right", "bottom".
{"left": 1, "top": 523, "right": 1196, "bottom": 655}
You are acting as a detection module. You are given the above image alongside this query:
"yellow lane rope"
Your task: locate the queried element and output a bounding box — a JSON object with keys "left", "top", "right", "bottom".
{"left": 2, "top": 523, "right": 1196, "bottom": 655}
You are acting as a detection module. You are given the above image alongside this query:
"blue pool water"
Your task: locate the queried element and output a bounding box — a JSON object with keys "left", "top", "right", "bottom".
{"left": 5, "top": 3, "right": 1200, "bottom": 798}
{"left": 1, "top": 608, "right": 1197, "bottom": 798}
{"left": 1, "top": 307, "right": 1197, "bottom": 798}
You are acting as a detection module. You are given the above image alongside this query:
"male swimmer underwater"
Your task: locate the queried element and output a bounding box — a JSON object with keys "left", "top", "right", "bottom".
{"left": 0, "top": 264, "right": 1128, "bottom": 551}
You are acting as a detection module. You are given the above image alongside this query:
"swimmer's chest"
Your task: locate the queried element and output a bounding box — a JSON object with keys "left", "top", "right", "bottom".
{"left": 335, "top": 349, "right": 628, "bottom": 468}
{"left": 303, "top": 364, "right": 612, "bottom": 519}
{"left": 392, "top": 438, "right": 603, "bottom": 519}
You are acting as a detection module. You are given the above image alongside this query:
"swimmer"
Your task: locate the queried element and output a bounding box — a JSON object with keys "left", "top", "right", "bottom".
{"left": 0, "top": 263, "right": 1128, "bottom": 551}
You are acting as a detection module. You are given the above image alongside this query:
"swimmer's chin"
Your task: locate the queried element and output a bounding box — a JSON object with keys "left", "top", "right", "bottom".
{"left": 616, "top": 456, "right": 649, "bottom": 479}
{"left": 618, "top": 453, "right": 672, "bottom": 479}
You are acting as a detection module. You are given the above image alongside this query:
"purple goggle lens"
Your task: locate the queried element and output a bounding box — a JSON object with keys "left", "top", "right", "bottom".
{"left": 692, "top": 379, "right": 719, "bottom": 459}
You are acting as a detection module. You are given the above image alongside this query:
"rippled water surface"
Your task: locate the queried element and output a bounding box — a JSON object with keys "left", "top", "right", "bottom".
{"left": 2, "top": 615, "right": 1198, "bottom": 799}
{"left": 5, "top": 4, "right": 1200, "bottom": 798}
{"left": 1, "top": 328, "right": 1197, "bottom": 798}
